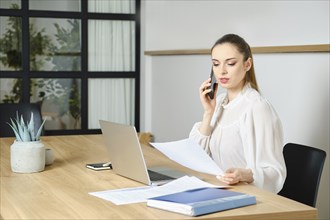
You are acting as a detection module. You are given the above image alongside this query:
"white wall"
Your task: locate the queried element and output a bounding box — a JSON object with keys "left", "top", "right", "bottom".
{"left": 140, "top": 1, "right": 329, "bottom": 219}
{"left": 144, "top": 0, "right": 329, "bottom": 49}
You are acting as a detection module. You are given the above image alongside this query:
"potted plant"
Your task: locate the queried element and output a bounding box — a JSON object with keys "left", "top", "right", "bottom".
{"left": 7, "top": 112, "right": 46, "bottom": 173}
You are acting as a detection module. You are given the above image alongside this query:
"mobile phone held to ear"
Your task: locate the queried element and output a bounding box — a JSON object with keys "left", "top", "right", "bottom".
{"left": 208, "top": 69, "right": 217, "bottom": 99}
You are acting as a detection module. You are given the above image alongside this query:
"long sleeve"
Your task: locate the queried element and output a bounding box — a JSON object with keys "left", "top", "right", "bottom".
{"left": 189, "top": 94, "right": 226, "bottom": 155}
{"left": 240, "top": 97, "right": 286, "bottom": 193}
{"left": 189, "top": 122, "right": 211, "bottom": 154}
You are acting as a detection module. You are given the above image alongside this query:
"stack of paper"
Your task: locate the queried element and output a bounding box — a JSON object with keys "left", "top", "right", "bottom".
{"left": 89, "top": 176, "right": 223, "bottom": 205}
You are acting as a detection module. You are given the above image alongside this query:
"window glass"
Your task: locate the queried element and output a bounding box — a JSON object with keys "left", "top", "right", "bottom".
{"left": 88, "top": 20, "right": 135, "bottom": 71}
{"left": 0, "top": 78, "right": 22, "bottom": 103}
{"left": 88, "top": 0, "right": 135, "bottom": 14}
{"left": 30, "top": 78, "right": 81, "bottom": 130}
{"left": 29, "top": 18, "right": 81, "bottom": 71}
{"left": 0, "top": 16, "right": 22, "bottom": 71}
{"left": 0, "top": 0, "right": 21, "bottom": 9}
{"left": 88, "top": 78, "right": 135, "bottom": 129}
{"left": 0, "top": 0, "right": 140, "bottom": 134}
{"left": 29, "top": 0, "right": 80, "bottom": 12}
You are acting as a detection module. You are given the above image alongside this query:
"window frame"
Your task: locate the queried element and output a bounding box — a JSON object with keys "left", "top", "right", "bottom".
{"left": 0, "top": 0, "right": 141, "bottom": 135}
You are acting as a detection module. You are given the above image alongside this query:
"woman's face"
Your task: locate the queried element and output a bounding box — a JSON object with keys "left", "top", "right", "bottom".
{"left": 211, "top": 43, "right": 251, "bottom": 93}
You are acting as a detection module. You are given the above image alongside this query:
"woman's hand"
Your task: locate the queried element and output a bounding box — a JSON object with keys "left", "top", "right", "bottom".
{"left": 216, "top": 168, "right": 254, "bottom": 185}
{"left": 198, "top": 78, "right": 218, "bottom": 136}
{"left": 199, "top": 78, "right": 218, "bottom": 115}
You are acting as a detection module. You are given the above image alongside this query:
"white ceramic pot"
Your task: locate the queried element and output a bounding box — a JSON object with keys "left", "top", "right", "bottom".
{"left": 10, "top": 140, "right": 46, "bottom": 173}
{"left": 45, "top": 148, "right": 54, "bottom": 165}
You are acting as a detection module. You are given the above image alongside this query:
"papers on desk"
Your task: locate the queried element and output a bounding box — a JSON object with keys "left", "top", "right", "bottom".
{"left": 89, "top": 176, "right": 223, "bottom": 205}
{"left": 150, "top": 138, "right": 224, "bottom": 176}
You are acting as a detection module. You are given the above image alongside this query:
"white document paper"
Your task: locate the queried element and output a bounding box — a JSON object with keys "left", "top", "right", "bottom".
{"left": 89, "top": 176, "right": 222, "bottom": 205}
{"left": 151, "top": 138, "right": 224, "bottom": 176}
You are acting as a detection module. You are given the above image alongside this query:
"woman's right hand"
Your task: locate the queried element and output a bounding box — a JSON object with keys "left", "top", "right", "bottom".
{"left": 198, "top": 78, "right": 218, "bottom": 136}
{"left": 199, "top": 78, "right": 218, "bottom": 115}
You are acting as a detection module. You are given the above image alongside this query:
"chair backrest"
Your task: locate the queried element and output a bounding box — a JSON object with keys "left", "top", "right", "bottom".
{"left": 0, "top": 103, "right": 43, "bottom": 138}
{"left": 278, "top": 143, "right": 326, "bottom": 207}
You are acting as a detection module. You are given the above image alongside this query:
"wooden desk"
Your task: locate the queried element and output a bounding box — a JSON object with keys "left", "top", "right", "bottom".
{"left": 0, "top": 135, "right": 317, "bottom": 219}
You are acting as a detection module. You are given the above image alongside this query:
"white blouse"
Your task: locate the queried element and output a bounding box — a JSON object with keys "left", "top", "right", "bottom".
{"left": 189, "top": 84, "right": 286, "bottom": 193}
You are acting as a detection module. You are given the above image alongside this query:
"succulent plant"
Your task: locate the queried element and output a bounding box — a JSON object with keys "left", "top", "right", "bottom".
{"left": 7, "top": 112, "right": 46, "bottom": 142}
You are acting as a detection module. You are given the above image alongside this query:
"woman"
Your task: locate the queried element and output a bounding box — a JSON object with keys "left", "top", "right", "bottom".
{"left": 189, "top": 34, "right": 286, "bottom": 193}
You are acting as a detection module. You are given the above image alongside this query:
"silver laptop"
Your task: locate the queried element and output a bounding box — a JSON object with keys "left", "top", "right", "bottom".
{"left": 99, "top": 120, "right": 185, "bottom": 185}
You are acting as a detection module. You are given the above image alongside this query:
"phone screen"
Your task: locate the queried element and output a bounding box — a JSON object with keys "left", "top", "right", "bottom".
{"left": 208, "top": 68, "right": 217, "bottom": 99}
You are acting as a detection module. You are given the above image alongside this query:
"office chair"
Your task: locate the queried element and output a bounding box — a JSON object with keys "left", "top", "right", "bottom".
{"left": 0, "top": 103, "right": 44, "bottom": 137}
{"left": 278, "top": 143, "right": 326, "bottom": 207}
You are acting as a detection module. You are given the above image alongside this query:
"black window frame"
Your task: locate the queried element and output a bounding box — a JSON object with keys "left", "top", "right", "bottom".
{"left": 0, "top": 0, "right": 141, "bottom": 135}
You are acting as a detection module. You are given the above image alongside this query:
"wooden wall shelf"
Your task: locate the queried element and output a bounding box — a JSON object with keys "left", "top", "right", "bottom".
{"left": 144, "top": 44, "right": 330, "bottom": 56}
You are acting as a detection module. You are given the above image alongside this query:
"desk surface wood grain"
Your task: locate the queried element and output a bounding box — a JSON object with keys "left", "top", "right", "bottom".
{"left": 0, "top": 135, "right": 317, "bottom": 219}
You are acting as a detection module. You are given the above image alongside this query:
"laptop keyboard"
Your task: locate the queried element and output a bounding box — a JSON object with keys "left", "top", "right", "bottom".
{"left": 147, "top": 169, "right": 175, "bottom": 181}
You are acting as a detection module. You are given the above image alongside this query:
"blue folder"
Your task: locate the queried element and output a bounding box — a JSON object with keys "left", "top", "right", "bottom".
{"left": 147, "top": 187, "right": 256, "bottom": 216}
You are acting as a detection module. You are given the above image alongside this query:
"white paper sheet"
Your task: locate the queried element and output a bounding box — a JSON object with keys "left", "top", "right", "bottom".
{"left": 89, "top": 176, "right": 222, "bottom": 205}
{"left": 151, "top": 139, "right": 224, "bottom": 176}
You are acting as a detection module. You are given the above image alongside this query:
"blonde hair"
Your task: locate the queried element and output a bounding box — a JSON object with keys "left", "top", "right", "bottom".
{"left": 211, "top": 34, "right": 259, "bottom": 91}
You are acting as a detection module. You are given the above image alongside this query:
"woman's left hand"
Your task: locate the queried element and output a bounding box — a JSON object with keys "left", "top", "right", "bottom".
{"left": 216, "top": 168, "right": 254, "bottom": 185}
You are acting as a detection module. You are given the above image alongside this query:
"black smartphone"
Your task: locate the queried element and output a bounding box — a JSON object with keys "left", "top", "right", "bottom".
{"left": 86, "top": 162, "right": 112, "bottom": 171}
{"left": 208, "top": 68, "right": 217, "bottom": 99}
